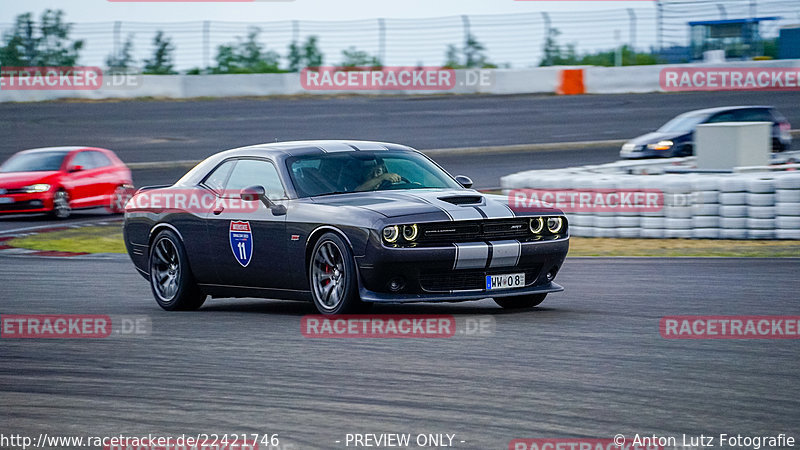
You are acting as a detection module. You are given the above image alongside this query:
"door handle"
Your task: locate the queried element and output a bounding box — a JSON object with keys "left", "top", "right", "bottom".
{"left": 213, "top": 205, "right": 224, "bottom": 215}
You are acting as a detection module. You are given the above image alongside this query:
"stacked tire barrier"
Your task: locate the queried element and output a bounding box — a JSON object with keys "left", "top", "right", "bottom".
{"left": 501, "top": 164, "right": 800, "bottom": 240}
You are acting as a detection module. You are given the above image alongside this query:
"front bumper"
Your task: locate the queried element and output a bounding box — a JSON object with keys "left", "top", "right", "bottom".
{"left": 360, "top": 281, "right": 564, "bottom": 303}
{"left": 356, "top": 235, "right": 569, "bottom": 303}
{"left": 0, "top": 192, "right": 53, "bottom": 213}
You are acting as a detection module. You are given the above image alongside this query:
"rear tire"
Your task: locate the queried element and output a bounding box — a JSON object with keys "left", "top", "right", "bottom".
{"left": 108, "top": 185, "right": 132, "bottom": 214}
{"left": 149, "top": 229, "right": 206, "bottom": 311}
{"left": 50, "top": 189, "right": 71, "bottom": 219}
{"left": 309, "top": 232, "right": 368, "bottom": 315}
{"left": 494, "top": 293, "right": 547, "bottom": 309}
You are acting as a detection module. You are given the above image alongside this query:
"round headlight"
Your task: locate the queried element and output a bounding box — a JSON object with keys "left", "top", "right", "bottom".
{"left": 382, "top": 226, "right": 400, "bottom": 243}
{"left": 547, "top": 217, "right": 564, "bottom": 233}
{"left": 403, "top": 224, "right": 418, "bottom": 241}
{"left": 529, "top": 217, "right": 544, "bottom": 234}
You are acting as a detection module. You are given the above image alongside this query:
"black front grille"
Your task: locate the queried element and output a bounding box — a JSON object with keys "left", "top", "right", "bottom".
{"left": 417, "top": 219, "right": 550, "bottom": 244}
{"left": 421, "top": 222, "right": 481, "bottom": 242}
{"left": 482, "top": 219, "right": 531, "bottom": 239}
{"left": 419, "top": 264, "right": 543, "bottom": 293}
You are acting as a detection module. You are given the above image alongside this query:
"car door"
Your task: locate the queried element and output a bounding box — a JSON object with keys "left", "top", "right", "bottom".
{"left": 87, "top": 151, "right": 118, "bottom": 206}
{"left": 203, "top": 158, "right": 288, "bottom": 289}
{"left": 63, "top": 151, "right": 97, "bottom": 208}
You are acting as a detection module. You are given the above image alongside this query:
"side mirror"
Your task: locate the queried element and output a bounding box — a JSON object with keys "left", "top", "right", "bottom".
{"left": 240, "top": 185, "right": 265, "bottom": 202}
{"left": 240, "top": 185, "right": 287, "bottom": 216}
{"left": 68, "top": 165, "right": 83, "bottom": 173}
{"left": 455, "top": 175, "right": 473, "bottom": 189}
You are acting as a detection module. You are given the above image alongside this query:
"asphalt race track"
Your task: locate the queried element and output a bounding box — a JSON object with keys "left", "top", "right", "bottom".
{"left": 2, "top": 91, "right": 799, "bottom": 165}
{"left": 1, "top": 257, "right": 798, "bottom": 449}
{"left": 2, "top": 90, "right": 798, "bottom": 232}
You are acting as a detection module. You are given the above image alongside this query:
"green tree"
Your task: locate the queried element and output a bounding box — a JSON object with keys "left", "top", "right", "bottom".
{"left": 213, "top": 27, "right": 282, "bottom": 74}
{"left": 105, "top": 34, "right": 135, "bottom": 74}
{"left": 0, "top": 10, "right": 84, "bottom": 66}
{"left": 540, "top": 27, "right": 661, "bottom": 67}
{"left": 287, "top": 36, "right": 324, "bottom": 71}
{"left": 442, "top": 34, "right": 495, "bottom": 68}
{"left": 143, "top": 31, "right": 176, "bottom": 74}
{"left": 340, "top": 46, "right": 380, "bottom": 68}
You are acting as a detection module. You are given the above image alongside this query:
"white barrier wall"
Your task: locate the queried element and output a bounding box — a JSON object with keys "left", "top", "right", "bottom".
{"left": 2, "top": 60, "right": 799, "bottom": 102}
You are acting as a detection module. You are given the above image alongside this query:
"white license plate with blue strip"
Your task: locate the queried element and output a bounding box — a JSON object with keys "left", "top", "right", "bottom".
{"left": 486, "top": 273, "right": 525, "bottom": 290}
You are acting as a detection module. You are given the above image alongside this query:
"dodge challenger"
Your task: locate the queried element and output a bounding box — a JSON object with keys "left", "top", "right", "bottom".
{"left": 124, "top": 140, "right": 569, "bottom": 314}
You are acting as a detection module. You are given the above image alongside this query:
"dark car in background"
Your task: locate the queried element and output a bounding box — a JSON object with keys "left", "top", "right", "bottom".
{"left": 123, "top": 140, "right": 569, "bottom": 315}
{"left": 620, "top": 105, "right": 792, "bottom": 159}
{"left": 0, "top": 146, "right": 133, "bottom": 218}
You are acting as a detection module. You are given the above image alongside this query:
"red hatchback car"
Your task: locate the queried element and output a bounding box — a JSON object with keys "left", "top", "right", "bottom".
{"left": 0, "top": 146, "right": 133, "bottom": 219}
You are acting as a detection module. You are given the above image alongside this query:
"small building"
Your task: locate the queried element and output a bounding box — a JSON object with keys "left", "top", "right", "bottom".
{"left": 778, "top": 26, "right": 800, "bottom": 59}
{"left": 689, "top": 17, "right": 780, "bottom": 61}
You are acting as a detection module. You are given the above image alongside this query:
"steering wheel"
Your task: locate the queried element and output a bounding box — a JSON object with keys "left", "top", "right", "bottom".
{"left": 377, "top": 176, "right": 411, "bottom": 190}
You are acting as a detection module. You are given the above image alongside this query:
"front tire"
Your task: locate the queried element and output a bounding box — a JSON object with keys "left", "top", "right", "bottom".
{"left": 149, "top": 230, "right": 206, "bottom": 311}
{"left": 309, "top": 232, "right": 367, "bottom": 315}
{"left": 50, "top": 189, "right": 71, "bottom": 219}
{"left": 494, "top": 293, "right": 547, "bottom": 309}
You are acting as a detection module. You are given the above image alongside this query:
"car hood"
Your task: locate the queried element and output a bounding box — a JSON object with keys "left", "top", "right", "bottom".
{"left": 310, "top": 188, "right": 559, "bottom": 219}
{"left": 0, "top": 171, "right": 59, "bottom": 189}
{"left": 627, "top": 131, "right": 688, "bottom": 146}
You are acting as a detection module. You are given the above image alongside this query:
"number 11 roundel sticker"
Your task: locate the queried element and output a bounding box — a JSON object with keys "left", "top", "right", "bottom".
{"left": 229, "top": 221, "right": 253, "bottom": 267}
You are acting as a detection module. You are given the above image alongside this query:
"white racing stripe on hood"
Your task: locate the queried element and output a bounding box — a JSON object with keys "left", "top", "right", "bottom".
{"left": 477, "top": 198, "right": 516, "bottom": 219}
{"left": 404, "top": 192, "right": 485, "bottom": 221}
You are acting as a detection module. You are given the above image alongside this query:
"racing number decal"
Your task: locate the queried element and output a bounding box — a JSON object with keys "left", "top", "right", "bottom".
{"left": 229, "top": 221, "right": 253, "bottom": 267}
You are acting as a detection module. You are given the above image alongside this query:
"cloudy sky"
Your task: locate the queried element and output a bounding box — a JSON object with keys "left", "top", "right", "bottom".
{"left": 2, "top": 0, "right": 654, "bottom": 24}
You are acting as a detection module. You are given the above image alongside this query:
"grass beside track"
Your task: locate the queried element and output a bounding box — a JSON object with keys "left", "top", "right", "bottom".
{"left": 7, "top": 224, "right": 125, "bottom": 254}
{"left": 6, "top": 224, "right": 800, "bottom": 257}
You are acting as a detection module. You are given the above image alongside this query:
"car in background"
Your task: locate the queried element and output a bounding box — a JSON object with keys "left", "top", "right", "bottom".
{"left": 620, "top": 105, "right": 792, "bottom": 159}
{"left": 123, "top": 140, "right": 569, "bottom": 315}
{"left": 0, "top": 146, "right": 133, "bottom": 219}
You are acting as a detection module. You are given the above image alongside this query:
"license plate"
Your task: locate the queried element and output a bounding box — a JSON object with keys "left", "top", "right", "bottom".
{"left": 0, "top": 197, "right": 13, "bottom": 204}
{"left": 486, "top": 273, "right": 525, "bottom": 290}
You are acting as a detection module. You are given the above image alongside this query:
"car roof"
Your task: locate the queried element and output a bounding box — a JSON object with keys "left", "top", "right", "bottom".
{"left": 17, "top": 146, "right": 85, "bottom": 154}
{"left": 219, "top": 140, "right": 416, "bottom": 158}
{"left": 684, "top": 105, "right": 775, "bottom": 117}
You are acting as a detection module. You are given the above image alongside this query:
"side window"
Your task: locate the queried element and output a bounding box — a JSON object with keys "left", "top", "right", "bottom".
{"left": 706, "top": 112, "right": 736, "bottom": 123}
{"left": 201, "top": 160, "right": 236, "bottom": 194}
{"left": 732, "top": 109, "right": 773, "bottom": 122}
{"left": 70, "top": 152, "right": 96, "bottom": 170}
{"left": 224, "top": 159, "right": 285, "bottom": 200}
{"left": 90, "top": 151, "right": 112, "bottom": 168}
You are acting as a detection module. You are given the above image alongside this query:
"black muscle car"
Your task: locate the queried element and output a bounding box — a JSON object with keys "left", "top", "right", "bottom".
{"left": 123, "top": 140, "right": 569, "bottom": 314}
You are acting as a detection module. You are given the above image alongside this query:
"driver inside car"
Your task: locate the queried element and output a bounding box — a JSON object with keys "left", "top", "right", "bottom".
{"left": 355, "top": 157, "right": 401, "bottom": 191}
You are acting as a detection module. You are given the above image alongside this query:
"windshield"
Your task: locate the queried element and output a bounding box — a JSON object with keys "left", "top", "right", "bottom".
{"left": 657, "top": 112, "right": 707, "bottom": 133}
{"left": 287, "top": 151, "right": 461, "bottom": 197}
{"left": 0, "top": 151, "right": 69, "bottom": 173}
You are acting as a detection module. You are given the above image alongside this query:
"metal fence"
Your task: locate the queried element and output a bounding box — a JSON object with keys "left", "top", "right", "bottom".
{"left": 1, "top": 0, "right": 798, "bottom": 71}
